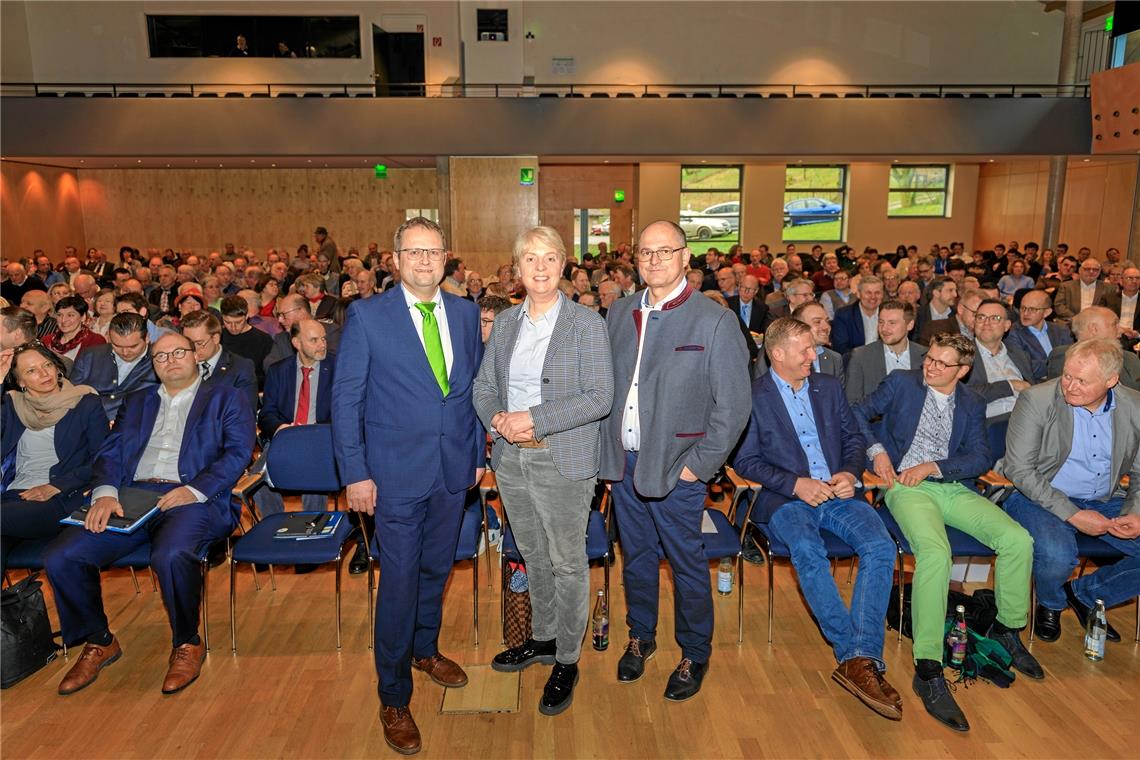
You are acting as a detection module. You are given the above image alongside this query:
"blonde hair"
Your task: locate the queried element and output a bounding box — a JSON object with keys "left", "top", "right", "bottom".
{"left": 1065, "top": 338, "right": 1123, "bottom": 379}
{"left": 512, "top": 226, "right": 567, "bottom": 268}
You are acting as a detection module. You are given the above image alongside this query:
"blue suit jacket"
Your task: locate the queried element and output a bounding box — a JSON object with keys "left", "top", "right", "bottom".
{"left": 830, "top": 301, "right": 868, "bottom": 356}
{"left": 203, "top": 348, "right": 258, "bottom": 414}
{"left": 2, "top": 393, "right": 109, "bottom": 500}
{"left": 70, "top": 343, "right": 158, "bottom": 423}
{"left": 851, "top": 369, "right": 993, "bottom": 484}
{"left": 733, "top": 371, "right": 865, "bottom": 524}
{"left": 331, "top": 288, "right": 484, "bottom": 498}
{"left": 259, "top": 356, "right": 334, "bottom": 438}
{"left": 90, "top": 382, "right": 254, "bottom": 528}
{"left": 1005, "top": 322, "right": 1073, "bottom": 383}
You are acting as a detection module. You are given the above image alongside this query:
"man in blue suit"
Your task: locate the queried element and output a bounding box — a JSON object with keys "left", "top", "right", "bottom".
{"left": 45, "top": 331, "right": 254, "bottom": 696}
{"left": 255, "top": 320, "right": 334, "bottom": 516}
{"left": 181, "top": 310, "right": 258, "bottom": 413}
{"left": 70, "top": 313, "right": 158, "bottom": 423}
{"left": 831, "top": 276, "right": 884, "bottom": 356}
{"left": 332, "top": 217, "right": 484, "bottom": 755}
{"left": 733, "top": 317, "right": 901, "bottom": 721}
{"left": 852, "top": 333, "right": 1039, "bottom": 733}
{"left": 1004, "top": 289, "right": 1072, "bottom": 383}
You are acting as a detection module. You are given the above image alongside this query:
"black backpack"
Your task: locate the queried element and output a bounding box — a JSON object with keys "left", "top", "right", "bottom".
{"left": 887, "top": 583, "right": 999, "bottom": 640}
{"left": 1, "top": 573, "right": 59, "bottom": 688}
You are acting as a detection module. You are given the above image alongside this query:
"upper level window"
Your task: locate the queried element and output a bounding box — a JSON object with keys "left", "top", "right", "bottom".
{"left": 888, "top": 165, "right": 950, "bottom": 217}
{"left": 146, "top": 15, "right": 361, "bottom": 58}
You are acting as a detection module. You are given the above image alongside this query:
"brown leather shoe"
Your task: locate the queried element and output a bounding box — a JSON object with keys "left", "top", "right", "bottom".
{"left": 411, "top": 653, "right": 468, "bottom": 688}
{"left": 161, "top": 641, "right": 206, "bottom": 694}
{"left": 380, "top": 705, "right": 421, "bottom": 755}
{"left": 875, "top": 669, "right": 903, "bottom": 711}
{"left": 832, "top": 657, "right": 902, "bottom": 720}
{"left": 58, "top": 638, "right": 122, "bottom": 695}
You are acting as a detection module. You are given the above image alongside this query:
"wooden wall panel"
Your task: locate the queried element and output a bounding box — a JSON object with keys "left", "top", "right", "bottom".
{"left": 1, "top": 161, "right": 86, "bottom": 263}
{"left": 448, "top": 157, "right": 539, "bottom": 276}
{"left": 76, "top": 168, "right": 437, "bottom": 255}
{"left": 538, "top": 164, "right": 638, "bottom": 258}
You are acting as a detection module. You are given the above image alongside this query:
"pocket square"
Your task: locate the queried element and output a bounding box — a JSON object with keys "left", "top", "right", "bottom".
{"left": 674, "top": 345, "right": 705, "bottom": 352}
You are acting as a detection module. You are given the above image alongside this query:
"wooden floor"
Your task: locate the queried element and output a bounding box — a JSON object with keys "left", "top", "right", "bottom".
{"left": 2, "top": 543, "right": 1138, "bottom": 759}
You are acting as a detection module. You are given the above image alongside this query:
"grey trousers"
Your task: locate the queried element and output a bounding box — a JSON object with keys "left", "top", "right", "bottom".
{"left": 496, "top": 445, "right": 595, "bottom": 664}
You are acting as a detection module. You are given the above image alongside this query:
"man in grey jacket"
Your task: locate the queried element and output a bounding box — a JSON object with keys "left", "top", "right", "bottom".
{"left": 1002, "top": 339, "right": 1140, "bottom": 644}
{"left": 846, "top": 300, "right": 927, "bottom": 405}
{"left": 600, "top": 220, "right": 751, "bottom": 702}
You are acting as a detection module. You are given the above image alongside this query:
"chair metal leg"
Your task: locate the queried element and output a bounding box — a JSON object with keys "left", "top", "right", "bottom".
{"left": 268, "top": 564, "right": 276, "bottom": 592}
{"left": 846, "top": 556, "right": 856, "bottom": 585}
{"left": 128, "top": 567, "right": 141, "bottom": 594}
{"left": 472, "top": 556, "right": 480, "bottom": 646}
{"left": 150, "top": 568, "right": 158, "bottom": 592}
{"left": 251, "top": 563, "right": 261, "bottom": 592}
{"left": 500, "top": 554, "right": 508, "bottom": 645}
{"left": 766, "top": 553, "right": 775, "bottom": 645}
{"left": 1134, "top": 595, "right": 1139, "bottom": 643}
{"left": 1078, "top": 559, "right": 1088, "bottom": 578}
{"left": 335, "top": 552, "right": 344, "bottom": 650}
{"left": 479, "top": 498, "right": 494, "bottom": 590}
{"left": 201, "top": 559, "right": 210, "bottom": 652}
{"left": 229, "top": 560, "right": 238, "bottom": 654}
{"left": 737, "top": 553, "right": 744, "bottom": 644}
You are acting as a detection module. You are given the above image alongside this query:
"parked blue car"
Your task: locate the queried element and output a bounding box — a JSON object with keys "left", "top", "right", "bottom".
{"left": 783, "top": 197, "right": 842, "bottom": 226}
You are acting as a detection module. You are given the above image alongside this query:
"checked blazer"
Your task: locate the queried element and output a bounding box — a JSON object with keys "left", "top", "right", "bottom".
{"left": 474, "top": 294, "right": 614, "bottom": 481}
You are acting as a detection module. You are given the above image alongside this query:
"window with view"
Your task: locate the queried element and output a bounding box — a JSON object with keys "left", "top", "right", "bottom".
{"left": 783, "top": 166, "right": 846, "bottom": 243}
{"left": 680, "top": 166, "right": 741, "bottom": 254}
{"left": 888, "top": 165, "right": 950, "bottom": 217}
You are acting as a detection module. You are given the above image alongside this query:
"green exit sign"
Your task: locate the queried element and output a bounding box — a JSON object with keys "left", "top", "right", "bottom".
{"left": 520, "top": 167, "right": 535, "bottom": 186}
{"left": 374, "top": 163, "right": 388, "bottom": 178}
{"left": 1105, "top": 14, "right": 1113, "bottom": 32}
{"left": 614, "top": 189, "right": 626, "bottom": 203}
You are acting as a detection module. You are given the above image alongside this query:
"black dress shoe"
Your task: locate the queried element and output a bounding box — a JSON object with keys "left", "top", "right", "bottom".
{"left": 664, "top": 658, "right": 708, "bottom": 702}
{"left": 616, "top": 638, "right": 656, "bottom": 683}
{"left": 742, "top": 534, "right": 765, "bottom": 566}
{"left": 1064, "top": 581, "right": 1120, "bottom": 642}
{"left": 538, "top": 662, "right": 579, "bottom": 716}
{"left": 491, "top": 638, "right": 557, "bottom": 673}
{"left": 349, "top": 543, "right": 369, "bottom": 575}
{"left": 1034, "top": 604, "right": 1062, "bottom": 643}
{"left": 912, "top": 673, "right": 969, "bottom": 732}
{"left": 988, "top": 626, "right": 1044, "bottom": 680}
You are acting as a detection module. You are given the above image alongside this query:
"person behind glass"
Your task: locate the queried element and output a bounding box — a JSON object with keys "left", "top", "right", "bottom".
{"left": 254, "top": 320, "right": 333, "bottom": 517}
{"left": 599, "top": 220, "right": 751, "bottom": 702}
{"left": 70, "top": 312, "right": 158, "bottom": 424}
{"left": 44, "top": 332, "right": 254, "bottom": 696}
{"left": 1, "top": 344, "right": 107, "bottom": 571}
{"left": 1001, "top": 338, "right": 1139, "bottom": 646}
{"left": 733, "top": 317, "right": 901, "bottom": 721}
{"left": 473, "top": 226, "right": 614, "bottom": 716}
{"left": 331, "top": 217, "right": 484, "bottom": 755}
{"left": 229, "top": 34, "right": 250, "bottom": 57}
{"left": 852, "top": 333, "right": 1039, "bottom": 733}
{"left": 43, "top": 295, "right": 105, "bottom": 362}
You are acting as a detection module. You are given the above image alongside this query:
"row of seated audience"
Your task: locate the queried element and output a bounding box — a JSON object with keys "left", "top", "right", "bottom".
{"left": 0, "top": 226, "right": 1136, "bottom": 753}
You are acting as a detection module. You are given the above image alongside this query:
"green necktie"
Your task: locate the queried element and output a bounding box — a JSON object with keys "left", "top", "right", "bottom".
{"left": 414, "top": 301, "right": 450, "bottom": 396}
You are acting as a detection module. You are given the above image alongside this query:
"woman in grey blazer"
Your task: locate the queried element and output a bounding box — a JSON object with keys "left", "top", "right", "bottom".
{"left": 473, "top": 226, "right": 614, "bottom": 717}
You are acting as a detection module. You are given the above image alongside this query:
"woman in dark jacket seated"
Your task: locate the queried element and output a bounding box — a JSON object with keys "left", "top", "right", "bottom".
{"left": 1, "top": 343, "right": 108, "bottom": 571}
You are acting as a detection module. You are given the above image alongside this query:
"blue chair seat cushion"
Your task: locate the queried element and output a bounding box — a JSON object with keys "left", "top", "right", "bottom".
{"left": 5, "top": 537, "right": 54, "bottom": 570}
{"left": 231, "top": 512, "right": 354, "bottom": 565}
{"left": 454, "top": 503, "right": 484, "bottom": 561}
{"left": 701, "top": 509, "right": 743, "bottom": 559}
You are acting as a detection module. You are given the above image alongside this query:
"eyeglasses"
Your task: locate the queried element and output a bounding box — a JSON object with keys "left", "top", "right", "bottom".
{"left": 923, "top": 356, "right": 965, "bottom": 371}
{"left": 152, "top": 347, "right": 191, "bottom": 363}
{"left": 974, "top": 314, "right": 1007, "bottom": 324}
{"left": 480, "top": 317, "right": 495, "bottom": 326}
{"left": 398, "top": 248, "right": 447, "bottom": 262}
{"left": 636, "top": 247, "right": 684, "bottom": 262}
{"left": 1019, "top": 305, "right": 1049, "bottom": 313}
{"left": 276, "top": 306, "right": 304, "bottom": 319}
{"left": 189, "top": 337, "right": 214, "bottom": 349}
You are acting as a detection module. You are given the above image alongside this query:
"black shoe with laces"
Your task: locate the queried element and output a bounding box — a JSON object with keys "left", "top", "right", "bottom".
{"left": 664, "top": 658, "right": 708, "bottom": 702}
{"left": 741, "top": 534, "right": 765, "bottom": 565}
{"left": 1065, "top": 581, "right": 1120, "bottom": 642}
{"left": 491, "top": 638, "right": 557, "bottom": 672}
{"left": 988, "top": 625, "right": 1044, "bottom": 680}
{"left": 1034, "top": 604, "right": 1062, "bottom": 642}
{"left": 349, "top": 542, "right": 369, "bottom": 575}
{"left": 616, "top": 638, "right": 656, "bottom": 683}
{"left": 912, "top": 672, "right": 969, "bottom": 732}
{"left": 539, "top": 662, "right": 579, "bottom": 716}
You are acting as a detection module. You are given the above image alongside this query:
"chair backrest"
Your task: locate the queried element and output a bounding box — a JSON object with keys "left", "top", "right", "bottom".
{"left": 986, "top": 418, "right": 1008, "bottom": 462}
{"left": 266, "top": 424, "right": 342, "bottom": 492}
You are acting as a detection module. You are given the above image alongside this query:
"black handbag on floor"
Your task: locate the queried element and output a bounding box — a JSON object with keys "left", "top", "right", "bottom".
{"left": 2, "top": 573, "right": 59, "bottom": 689}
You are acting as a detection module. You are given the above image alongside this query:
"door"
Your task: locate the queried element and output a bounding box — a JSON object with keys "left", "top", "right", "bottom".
{"left": 373, "top": 25, "right": 425, "bottom": 96}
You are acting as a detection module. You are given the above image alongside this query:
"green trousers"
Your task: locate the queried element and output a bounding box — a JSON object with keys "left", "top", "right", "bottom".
{"left": 885, "top": 480, "right": 1034, "bottom": 663}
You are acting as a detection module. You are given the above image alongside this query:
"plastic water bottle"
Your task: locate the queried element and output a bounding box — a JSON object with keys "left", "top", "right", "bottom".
{"left": 947, "top": 605, "right": 968, "bottom": 667}
{"left": 1084, "top": 599, "right": 1107, "bottom": 661}
{"left": 591, "top": 590, "right": 609, "bottom": 651}
{"left": 717, "top": 557, "right": 734, "bottom": 596}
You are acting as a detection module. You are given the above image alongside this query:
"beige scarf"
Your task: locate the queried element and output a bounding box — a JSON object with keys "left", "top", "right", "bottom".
{"left": 7, "top": 379, "right": 96, "bottom": 431}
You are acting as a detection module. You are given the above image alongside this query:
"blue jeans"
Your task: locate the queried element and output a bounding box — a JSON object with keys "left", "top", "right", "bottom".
{"left": 768, "top": 498, "right": 896, "bottom": 669}
{"left": 1004, "top": 493, "right": 1140, "bottom": 610}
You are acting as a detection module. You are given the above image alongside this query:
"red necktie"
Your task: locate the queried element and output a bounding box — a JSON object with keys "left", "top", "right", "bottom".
{"left": 294, "top": 367, "right": 312, "bottom": 425}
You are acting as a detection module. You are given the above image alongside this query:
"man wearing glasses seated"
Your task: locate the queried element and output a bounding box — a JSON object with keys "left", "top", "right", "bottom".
{"left": 263, "top": 292, "right": 341, "bottom": 373}
{"left": 852, "top": 333, "right": 1040, "bottom": 733}
{"left": 1005, "top": 289, "right": 1073, "bottom": 383}
{"left": 45, "top": 332, "right": 254, "bottom": 696}
{"left": 966, "top": 299, "right": 1035, "bottom": 423}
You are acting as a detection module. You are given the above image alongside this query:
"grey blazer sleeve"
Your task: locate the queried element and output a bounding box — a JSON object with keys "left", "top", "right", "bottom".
{"left": 684, "top": 310, "right": 752, "bottom": 480}
{"left": 529, "top": 314, "right": 614, "bottom": 440}
{"left": 1003, "top": 390, "right": 1079, "bottom": 520}
{"left": 845, "top": 348, "right": 868, "bottom": 405}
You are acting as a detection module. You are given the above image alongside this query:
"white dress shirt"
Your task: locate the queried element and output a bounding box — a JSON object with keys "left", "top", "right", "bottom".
{"left": 10, "top": 427, "right": 58, "bottom": 491}
{"left": 977, "top": 341, "right": 1024, "bottom": 419}
{"left": 1119, "top": 293, "right": 1137, "bottom": 331}
{"left": 292, "top": 357, "right": 321, "bottom": 426}
{"left": 200, "top": 345, "right": 222, "bottom": 380}
{"left": 401, "top": 285, "right": 453, "bottom": 376}
{"left": 1079, "top": 281, "right": 1097, "bottom": 312}
{"left": 508, "top": 295, "right": 562, "bottom": 413}
{"left": 622, "top": 278, "right": 687, "bottom": 451}
{"left": 859, "top": 308, "right": 879, "bottom": 346}
{"left": 883, "top": 341, "right": 912, "bottom": 373}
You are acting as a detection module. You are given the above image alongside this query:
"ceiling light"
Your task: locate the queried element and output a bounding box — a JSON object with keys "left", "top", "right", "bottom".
{"left": 1081, "top": 158, "right": 1090, "bottom": 162}
{"left": 271, "top": 163, "right": 277, "bottom": 167}
{"left": 136, "top": 159, "right": 142, "bottom": 164}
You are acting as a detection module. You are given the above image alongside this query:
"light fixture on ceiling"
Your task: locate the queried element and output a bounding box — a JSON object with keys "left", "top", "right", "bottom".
{"left": 271, "top": 163, "right": 277, "bottom": 167}
{"left": 136, "top": 159, "right": 142, "bottom": 164}
{"left": 1081, "top": 158, "right": 1090, "bottom": 162}
{"left": 250, "top": 159, "right": 255, "bottom": 163}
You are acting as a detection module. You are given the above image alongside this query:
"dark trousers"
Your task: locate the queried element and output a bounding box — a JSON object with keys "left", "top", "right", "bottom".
{"left": 0, "top": 491, "right": 74, "bottom": 572}
{"left": 44, "top": 484, "right": 230, "bottom": 648}
{"left": 373, "top": 473, "right": 465, "bottom": 707}
{"left": 613, "top": 451, "right": 713, "bottom": 663}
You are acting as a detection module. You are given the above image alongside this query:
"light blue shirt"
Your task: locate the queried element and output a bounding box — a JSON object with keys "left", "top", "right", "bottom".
{"left": 507, "top": 294, "right": 562, "bottom": 413}
{"left": 772, "top": 372, "right": 832, "bottom": 481}
{"left": 1026, "top": 323, "right": 1053, "bottom": 356}
{"left": 1051, "top": 390, "right": 1115, "bottom": 500}
{"left": 739, "top": 301, "right": 752, "bottom": 327}
{"left": 811, "top": 345, "right": 823, "bottom": 373}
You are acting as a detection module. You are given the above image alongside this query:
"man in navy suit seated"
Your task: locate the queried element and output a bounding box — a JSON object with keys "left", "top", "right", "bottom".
{"left": 254, "top": 320, "right": 333, "bottom": 517}
{"left": 180, "top": 310, "right": 258, "bottom": 413}
{"left": 45, "top": 332, "right": 254, "bottom": 696}
{"left": 70, "top": 312, "right": 158, "bottom": 423}
{"left": 831, "top": 275, "right": 885, "bottom": 356}
{"left": 734, "top": 317, "right": 901, "bottom": 722}
{"left": 1004, "top": 289, "right": 1072, "bottom": 383}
